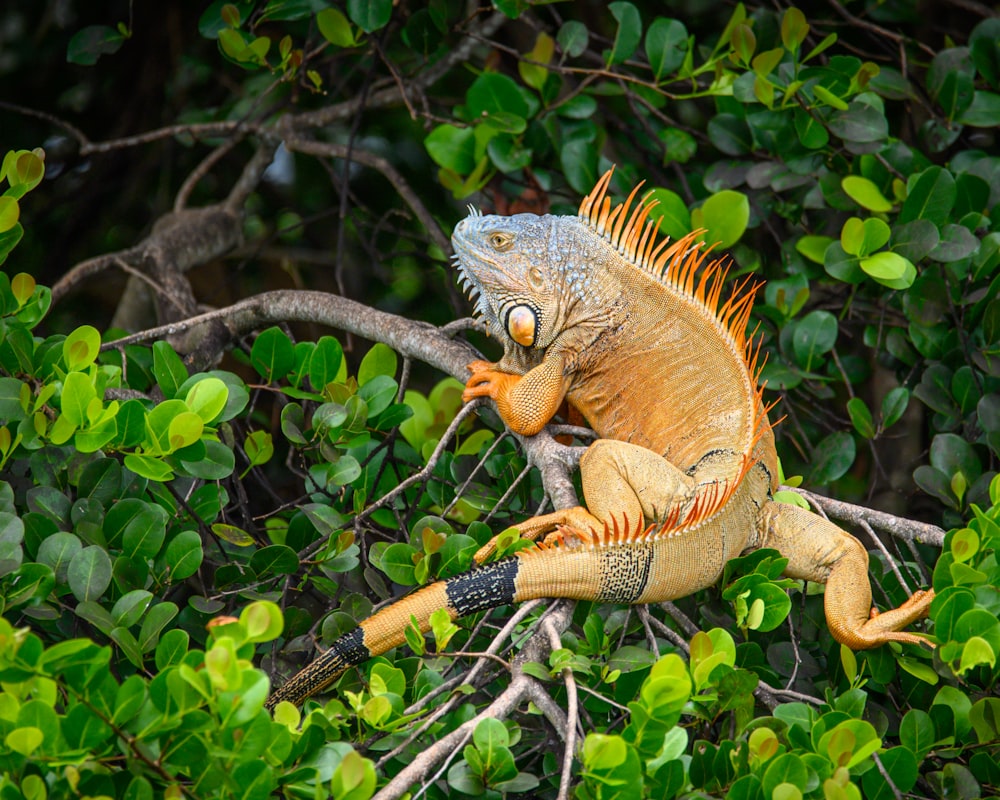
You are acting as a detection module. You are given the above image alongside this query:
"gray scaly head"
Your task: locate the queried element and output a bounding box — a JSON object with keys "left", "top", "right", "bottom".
{"left": 451, "top": 207, "right": 572, "bottom": 352}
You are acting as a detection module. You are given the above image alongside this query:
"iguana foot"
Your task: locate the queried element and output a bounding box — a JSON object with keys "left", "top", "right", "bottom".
{"left": 473, "top": 506, "right": 603, "bottom": 563}
{"left": 462, "top": 361, "right": 515, "bottom": 403}
{"left": 836, "top": 588, "right": 936, "bottom": 649}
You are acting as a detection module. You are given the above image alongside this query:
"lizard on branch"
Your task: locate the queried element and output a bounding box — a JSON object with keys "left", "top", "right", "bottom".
{"left": 265, "top": 169, "right": 934, "bottom": 710}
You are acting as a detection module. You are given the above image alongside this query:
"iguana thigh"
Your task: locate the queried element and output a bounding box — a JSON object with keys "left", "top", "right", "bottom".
{"left": 474, "top": 440, "right": 698, "bottom": 561}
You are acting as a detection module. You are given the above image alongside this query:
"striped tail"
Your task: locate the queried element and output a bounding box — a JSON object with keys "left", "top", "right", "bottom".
{"left": 265, "top": 556, "right": 523, "bottom": 709}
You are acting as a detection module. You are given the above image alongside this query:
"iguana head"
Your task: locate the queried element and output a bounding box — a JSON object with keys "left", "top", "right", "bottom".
{"left": 451, "top": 209, "right": 572, "bottom": 350}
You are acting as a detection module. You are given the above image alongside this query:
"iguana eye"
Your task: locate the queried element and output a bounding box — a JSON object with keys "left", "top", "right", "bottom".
{"left": 506, "top": 305, "right": 537, "bottom": 347}
{"left": 489, "top": 232, "right": 513, "bottom": 251}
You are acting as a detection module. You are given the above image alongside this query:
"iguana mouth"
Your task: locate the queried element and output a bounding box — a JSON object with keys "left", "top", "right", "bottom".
{"left": 451, "top": 251, "right": 491, "bottom": 324}
{"left": 452, "top": 210, "right": 503, "bottom": 333}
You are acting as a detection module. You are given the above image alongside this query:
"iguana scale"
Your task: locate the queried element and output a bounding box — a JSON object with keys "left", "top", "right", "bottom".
{"left": 265, "top": 170, "right": 934, "bottom": 710}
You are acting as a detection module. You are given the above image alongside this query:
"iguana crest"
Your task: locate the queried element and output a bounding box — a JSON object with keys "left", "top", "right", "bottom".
{"left": 579, "top": 168, "right": 759, "bottom": 363}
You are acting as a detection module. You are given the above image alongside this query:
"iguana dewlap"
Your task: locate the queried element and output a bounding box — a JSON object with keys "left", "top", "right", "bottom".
{"left": 265, "top": 171, "right": 934, "bottom": 710}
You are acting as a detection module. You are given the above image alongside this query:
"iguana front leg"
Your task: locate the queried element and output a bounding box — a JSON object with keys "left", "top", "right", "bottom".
{"left": 762, "top": 502, "right": 934, "bottom": 648}
{"left": 463, "top": 357, "right": 569, "bottom": 437}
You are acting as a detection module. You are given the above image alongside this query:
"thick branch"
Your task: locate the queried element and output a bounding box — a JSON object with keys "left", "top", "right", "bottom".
{"left": 784, "top": 487, "right": 946, "bottom": 548}
{"left": 52, "top": 205, "right": 243, "bottom": 312}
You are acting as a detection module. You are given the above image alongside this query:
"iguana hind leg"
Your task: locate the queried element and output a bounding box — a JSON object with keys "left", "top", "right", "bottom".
{"left": 474, "top": 439, "right": 696, "bottom": 563}
{"left": 763, "top": 501, "right": 934, "bottom": 649}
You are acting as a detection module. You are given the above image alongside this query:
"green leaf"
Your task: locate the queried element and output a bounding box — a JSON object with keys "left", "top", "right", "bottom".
{"left": 310, "top": 335, "right": 345, "bottom": 390}
{"left": 60, "top": 371, "right": 96, "bottom": 428}
{"left": 645, "top": 18, "right": 687, "bottom": 81}
{"left": 138, "top": 601, "right": 178, "bottom": 652}
{"left": 68, "top": 545, "right": 113, "bottom": 602}
{"left": 605, "top": 2, "right": 641, "bottom": 65}
{"left": 761, "top": 753, "right": 809, "bottom": 799}
{"left": 346, "top": 0, "right": 390, "bottom": 33}
{"left": 316, "top": 7, "right": 357, "bottom": 47}
{"left": 693, "top": 190, "right": 749, "bottom": 249}
{"left": 519, "top": 32, "right": 553, "bottom": 92}
{"left": 958, "top": 90, "right": 1000, "bottom": 128}
{"left": 123, "top": 454, "right": 174, "bottom": 482}
{"left": 5, "top": 726, "right": 43, "bottom": 756}
{"left": 861, "top": 747, "right": 920, "bottom": 800}
{"left": 730, "top": 22, "right": 756, "bottom": 66}
{"left": 644, "top": 188, "right": 691, "bottom": 241}
{"left": 380, "top": 543, "right": 419, "bottom": 585}
{"left": 841, "top": 176, "right": 893, "bottom": 212}
{"left": 969, "top": 697, "right": 1000, "bottom": 744}
{"left": 110, "top": 626, "right": 144, "bottom": 668}
{"left": 241, "top": 600, "right": 284, "bottom": 642}
{"left": 793, "top": 108, "right": 829, "bottom": 149}
{"left": 560, "top": 139, "right": 598, "bottom": 195}
{"left": 795, "top": 235, "right": 832, "bottom": 265}
{"left": 251, "top": 326, "right": 295, "bottom": 382}
{"left": 814, "top": 84, "right": 849, "bottom": 111}
{"left": 152, "top": 341, "right": 189, "bottom": 399}
{"left": 860, "top": 251, "right": 916, "bottom": 289}
{"left": 244, "top": 429, "right": 273, "bottom": 467}
{"left": 899, "top": 709, "right": 936, "bottom": 759}
{"left": 928, "top": 48, "right": 975, "bottom": 120}
{"left": 0, "top": 196, "right": 20, "bottom": 234}
{"left": 250, "top": 544, "right": 299, "bottom": 576}
{"left": 828, "top": 101, "right": 888, "bottom": 143}
{"left": 847, "top": 397, "right": 875, "bottom": 439}
{"left": 970, "top": 18, "right": 1000, "bottom": 89}
{"left": 112, "top": 590, "right": 153, "bottom": 628}
{"left": 557, "top": 20, "right": 588, "bottom": 58}
{"left": 899, "top": 166, "right": 956, "bottom": 227}
{"left": 929, "top": 223, "right": 980, "bottom": 263}
{"left": 167, "top": 410, "right": 203, "bottom": 451}
{"left": 184, "top": 377, "right": 228, "bottom": 423}
{"left": 358, "top": 375, "right": 397, "bottom": 417}
{"left": 159, "top": 529, "right": 203, "bottom": 581}
{"left": 212, "top": 523, "right": 255, "bottom": 546}
{"left": 792, "top": 310, "right": 837, "bottom": 370}
{"left": 780, "top": 7, "right": 808, "bottom": 53}
{"left": 426, "top": 125, "right": 476, "bottom": 174}
{"left": 122, "top": 504, "right": 168, "bottom": 560}
{"left": 881, "top": 387, "right": 909, "bottom": 428}
{"left": 466, "top": 72, "right": 528, "bottom": 119}
{"left": 809, "top": 431, "right": 856, "bottom": 484}
{"left": 358, "top": 342, "right": 397, "bottom": 384}
{"left": 658, "top": 127, "right": 696, "bottom": 165}
{"left": 67, "top": 25, "right": 126, "bottom": 65}
{"left": 958, "top": 636, "right": 996, "bottom": 674}
{"left": 752, "top": 48, "right": 783, "bottom": 78}
{"left": 63, "top": 325, "right": 102, "bottom": 371}
{"left": 36, "top": 532, "right": 82, "bottom": 582}
{"left": 891, "top": 219, "right": 940, "bottom": 262}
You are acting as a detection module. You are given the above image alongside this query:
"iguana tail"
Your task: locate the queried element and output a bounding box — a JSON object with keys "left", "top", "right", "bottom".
{"left": 267, "top": 532, "right": 676, "bottom": 709}
{"left": 265, "top": 555, "right": 528, "bottom": 709}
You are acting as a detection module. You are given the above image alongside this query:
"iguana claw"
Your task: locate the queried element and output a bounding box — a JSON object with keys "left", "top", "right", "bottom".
{"left": 462, "top": 361, "right": 519, "bottom": 405}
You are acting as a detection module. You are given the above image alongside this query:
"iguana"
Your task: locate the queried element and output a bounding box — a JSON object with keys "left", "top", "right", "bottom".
{"left": 265, "top": 170, "right": 934, "bottom": 710}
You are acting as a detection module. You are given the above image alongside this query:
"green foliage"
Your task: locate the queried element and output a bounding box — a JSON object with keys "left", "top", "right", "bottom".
{"left": 0, "top": 150, "right": 45, "bottom": 265}
{"left": 0, "top": 601, "right": 385, "bottom": 800}
{"left": 5, "top": 2, "right": 1000, "bottom": 798}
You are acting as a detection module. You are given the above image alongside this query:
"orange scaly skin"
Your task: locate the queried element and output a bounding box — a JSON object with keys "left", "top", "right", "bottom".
{"left": 265, "top": 171, "right": 934, "bottom": 711}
